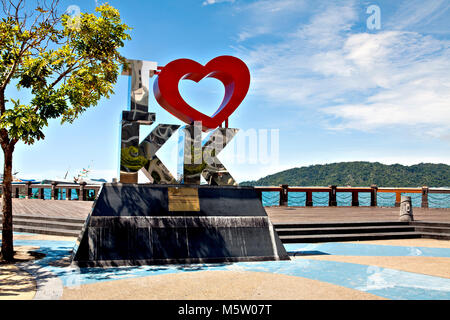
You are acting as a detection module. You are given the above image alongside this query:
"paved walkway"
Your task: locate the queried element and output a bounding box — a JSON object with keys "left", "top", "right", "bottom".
{"left": 2, "top": 200, "right": 450, "bottom": 300}
{"left": 0, "top": 264, "right": 36, "bottom": 300}
{"left": 2, "top": 233, "right": 450, "bottom": 300}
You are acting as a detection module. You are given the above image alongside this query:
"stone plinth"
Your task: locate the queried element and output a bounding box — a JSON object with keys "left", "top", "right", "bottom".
{"left": 71, "top": 183, "right": 289, "bottom": 267}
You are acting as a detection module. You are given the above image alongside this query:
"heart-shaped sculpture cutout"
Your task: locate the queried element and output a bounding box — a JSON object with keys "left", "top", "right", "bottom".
{"left": 153, "top": 56, "right": 250, "bottom": 131}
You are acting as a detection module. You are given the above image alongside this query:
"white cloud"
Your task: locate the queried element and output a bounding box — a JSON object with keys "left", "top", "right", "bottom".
{"left": 233, "top": 1, "right": 450, "bottom": 138}
{"left": 202, "top": 0, "right": 235, "bottom": 6}
{"left": 235, "top": 2, "right": 361, "bottom": 104}
{"left": 385, "top": 0, "right": 450, "bottom": 31}
{"left": 322, "top": 31, "right": 450, "bottom": 133}
{"left": 234, "top": 0, "right": 308, "bottom": 41}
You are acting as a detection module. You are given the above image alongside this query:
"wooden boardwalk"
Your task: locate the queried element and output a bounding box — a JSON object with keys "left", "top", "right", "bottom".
{"left": 2, "top": 199, "right": 450, "bottom": 223}
{"left": 266, "top": 206, "right": 450, "bottom": 224}
{"left": 4, "top": 199, "right": 93, "bottom": 219}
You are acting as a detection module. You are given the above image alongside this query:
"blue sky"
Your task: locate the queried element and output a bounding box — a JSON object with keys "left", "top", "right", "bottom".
{"left": 4, "top": 0, "right": 450, "bottom": 183}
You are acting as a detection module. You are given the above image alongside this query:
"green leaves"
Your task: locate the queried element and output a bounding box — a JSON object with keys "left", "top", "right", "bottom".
{"left": 0, "top": 2, "right": 131, "bottom": 146}
{"left": 0, "top": 98, "right": 46, "bottom": 144}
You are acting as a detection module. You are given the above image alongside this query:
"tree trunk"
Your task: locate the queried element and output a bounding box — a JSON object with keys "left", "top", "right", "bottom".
{"left": 1, "top": 145, "right": 14, "bottom": 261}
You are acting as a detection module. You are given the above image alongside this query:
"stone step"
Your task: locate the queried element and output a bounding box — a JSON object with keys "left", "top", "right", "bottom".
{"left": 276, "top": 225, "right": 415, "bottom": 236}
{"left": 420, "top": 232, "right": 450, "bottom": 240}
{"left": 9, "top": 225, "right": 80, "bottom": 237}
{"left": 274, "top": 221, "right": 409, "bottom": 229}
{"left": 412, "top": 221, "right": 450, "bottom": 228}
{"left": 12, "top": 214, "right": 86, "bottom": 224}
{"left": 414, "top": 226, "right": 450, "bottom": 234}
{"left": 0, "top": 214, "right": 84, "bottom": 237}
{"left": 279, "top": 231, "right": 422, "bottom": 243}
{"left": 1, "top": 218, "right": 84, "bottom": 231}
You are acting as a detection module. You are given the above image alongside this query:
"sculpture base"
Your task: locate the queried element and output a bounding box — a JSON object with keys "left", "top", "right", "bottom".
{"left": 71, "top": 183, "right": 289, "bottom": 267}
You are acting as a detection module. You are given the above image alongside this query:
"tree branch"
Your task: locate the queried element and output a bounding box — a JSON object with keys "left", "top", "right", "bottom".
{"left": 0, "top": 87, "right": 5, "bottom": 115}
{"left": 0, "top": 0, "right": 62, "bottom": 90}
{"left": 1, "top": 0, "right": 11, "bottom": 16}
{"left": 49, "top": 59, "right": 83, "bottom": 88}
{"left": 9, "top": 137, "right": 18, "bottom": 148}
{"left": 0, "top": 41, "right": 25, "bottom": 91}
{"left": 0, "top": 128, "right": 10, "bottom": 150}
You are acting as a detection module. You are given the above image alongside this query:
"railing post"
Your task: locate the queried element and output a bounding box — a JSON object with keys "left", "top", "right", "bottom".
{"left": 79, "top": 182, "right": 87, "bottom": 201}
{"left": 93, "top": 187, "right": 99, "bottom": 200}
{"left": 39, "top": 187, "right": 45, "bottom": 199}
{"left": 51, "top": 181, "right": 58, "bottom": 200}
{"left": 15, "top": 186, "right": 19, "bottom": 198}
{"left": 306, "top": 191, "right": 313, "bottom": 207}
{"left": 370, "top": 185, "right": 378, "bottom": 207}
{"left": 329, "top": 185, "right": 337, "bottom": 206}
{"left": 351, "top": 191, "right": 359, "bottom": 206}
{"left": 400, "top": 196, "right": 414, "bottom": 222}
{"left": 66, "top": 188, "right": 72, "bottom": 201}
{"left": 395, "top": 191, "right": 401, "bottom": 207}
{"left": 280, "top": 184, "right": 288, "bottom": 206}
{"left": 255, "top": 188, "right": 263, "bottom": 203}
{"left": 25, "top": 181, "right": 32, "bottom": 199}
{"left": 421, "top": 186, "right": 429, "bottom": 208}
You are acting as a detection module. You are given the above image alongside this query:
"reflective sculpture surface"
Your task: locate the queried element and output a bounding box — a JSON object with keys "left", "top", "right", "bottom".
{"left": 201, "top": 127, "right": 239, "bottom": 186}
{"left": 139, "top": 124, "right": 180, "bottom": 184}
{"left": 177, "top": 122, "right": 238, "bottom": 185}
{"left": 120, "top": 56, "right": 250, "bottom": 185}
{"left": 120, "top": 59, "right": 178, "bottom": 183}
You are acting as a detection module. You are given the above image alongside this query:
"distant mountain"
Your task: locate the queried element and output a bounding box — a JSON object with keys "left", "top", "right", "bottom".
{"left": 240, "top": 162, "right": 450, "bottom": 187}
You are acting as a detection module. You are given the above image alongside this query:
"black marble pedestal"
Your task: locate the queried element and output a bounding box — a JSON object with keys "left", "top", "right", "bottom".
{"left": 71, "top": 183, "right": 289, "bottom": 267}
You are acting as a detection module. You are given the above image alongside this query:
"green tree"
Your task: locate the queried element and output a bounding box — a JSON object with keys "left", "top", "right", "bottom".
{"left": 240, "top": 162, "right": 450, "bottom": 187}
{"left": 0, "top": 0, "right": 131, "bottom": 261}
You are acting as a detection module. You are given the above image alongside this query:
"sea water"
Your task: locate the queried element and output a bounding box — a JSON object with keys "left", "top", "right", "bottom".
{"left": 22, "top": 188, "right": 96, "bottom": 201}
{"left": 261, "top": 191, "right": 450, "bottom": 208}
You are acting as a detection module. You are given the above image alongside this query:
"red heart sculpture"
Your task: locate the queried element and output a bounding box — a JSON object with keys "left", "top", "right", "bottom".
{"left": 153, "top": 55, "right": 250, "bottom": 131}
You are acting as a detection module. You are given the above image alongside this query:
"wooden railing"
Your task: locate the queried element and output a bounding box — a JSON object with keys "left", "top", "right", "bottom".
{"left": 0, "top": 182, "right": 102, "bottom": 201}
{"left": 254, "top": 185, "right": 450, "bottom": 208}
{"left": 3, "top": 182, "right": 449, "bottom": 207}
